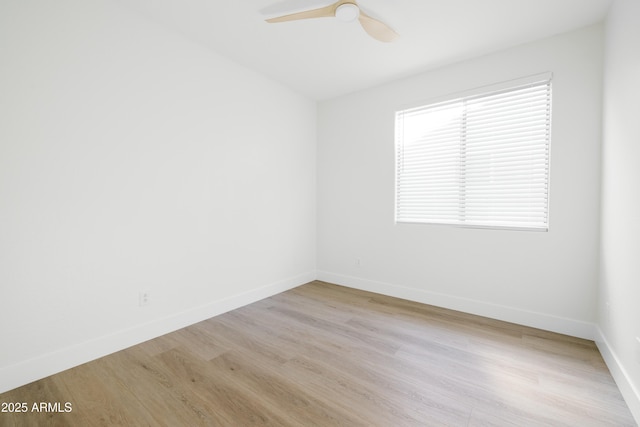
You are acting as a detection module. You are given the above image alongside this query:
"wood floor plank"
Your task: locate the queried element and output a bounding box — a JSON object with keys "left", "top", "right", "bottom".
{"left": 221, "top": 302, "right": 487, "bottom": 424}
{"left": 221, "top": 305, "right": 472, "bottom": 425}
{"left": 55, "top": 358, "right": 156, "bottom": 426}
{"left": 0, "top": 281, "right": 636, "bottom": 426}
{"left": 208, "top": 350, "right": 370, "bottom": 426}
{"left": 98, "top": 347, "right": 209, "bottom": 426}
{"left": 0, "top": 377, "right": 82, "bottom": 427}
{"left": 153, "top": 346, "right": 292, "bottom": 425}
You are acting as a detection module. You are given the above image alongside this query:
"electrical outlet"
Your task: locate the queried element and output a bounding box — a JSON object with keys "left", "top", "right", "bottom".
{"left": 139, "top": 290, "right": 151, "bottom": 307}
{"left": 355, "top": 258, "right": 361, "bottom": 267}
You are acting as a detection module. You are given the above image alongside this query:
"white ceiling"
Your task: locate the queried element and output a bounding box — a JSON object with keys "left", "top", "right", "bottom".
{"left": 115, "top": 0, "right": 612, "bottom": 100}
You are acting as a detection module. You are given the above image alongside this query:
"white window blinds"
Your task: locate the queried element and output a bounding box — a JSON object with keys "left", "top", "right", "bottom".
{"left": 395, "top": 76, "right": 551, "bottom": 230}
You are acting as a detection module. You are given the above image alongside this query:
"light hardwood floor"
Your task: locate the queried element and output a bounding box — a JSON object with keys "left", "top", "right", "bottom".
{"left": 0, "top": 281, "right": 636, "bottom": 426}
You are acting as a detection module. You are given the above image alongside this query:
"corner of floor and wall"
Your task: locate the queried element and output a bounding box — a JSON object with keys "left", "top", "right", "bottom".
{"left": 592, "top": 0, "right": 640, "bottom": 422}
{"left": 1, "top": 0, "right": 638, "bottom": 425}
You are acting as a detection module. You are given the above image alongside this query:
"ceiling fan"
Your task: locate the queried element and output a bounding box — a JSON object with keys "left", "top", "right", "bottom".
{"left": 264, "top": 0, "right": 399, "bottom": 43}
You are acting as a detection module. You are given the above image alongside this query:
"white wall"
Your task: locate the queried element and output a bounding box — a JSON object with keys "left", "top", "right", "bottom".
{"left": 597, "top": 0, "right": 640, "bottom": 421}
{"left": 317, "top": 25, "right": 604, "bottom": 339}
{"left": 0, "top": 0, "right": 316, "bottom": 393}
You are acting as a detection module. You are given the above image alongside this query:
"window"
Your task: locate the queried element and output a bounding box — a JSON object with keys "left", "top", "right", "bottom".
{"left": 395, "top": 75, "right": 551, "bottom": 231}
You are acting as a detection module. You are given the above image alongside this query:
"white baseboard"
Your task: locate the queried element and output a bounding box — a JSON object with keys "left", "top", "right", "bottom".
{"left": 595, "top": 327, "right": 640, "bottom": 425}
{"left": 0, "top": 271, "right": 315, "bottom": 395}
{"left": 317, "top": 271, "right": 595, "bottom": 340}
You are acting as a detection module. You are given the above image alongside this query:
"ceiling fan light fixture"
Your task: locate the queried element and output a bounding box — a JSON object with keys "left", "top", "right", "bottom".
{"left": 335, "top": 3, "right": 360, "bottom": 22}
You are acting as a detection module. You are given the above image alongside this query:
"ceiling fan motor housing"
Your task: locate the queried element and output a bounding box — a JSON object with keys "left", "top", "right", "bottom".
{"left": 335, "top": 3, "right": 360, "bottom": 22}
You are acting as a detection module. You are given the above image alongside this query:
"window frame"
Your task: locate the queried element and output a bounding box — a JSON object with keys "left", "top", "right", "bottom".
{"left": 394, "top": 73, "right": 552, "bottom": 232}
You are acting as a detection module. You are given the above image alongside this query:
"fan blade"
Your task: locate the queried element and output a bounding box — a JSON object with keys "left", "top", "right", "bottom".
{"left": 260, "top": 0, "right": 332, "bottom": 17}
{"left": 358, "top": 11, "right": 398, "bottom": 42}
{"left": 266, "top": 3, "right": 335, "bottom": 23}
